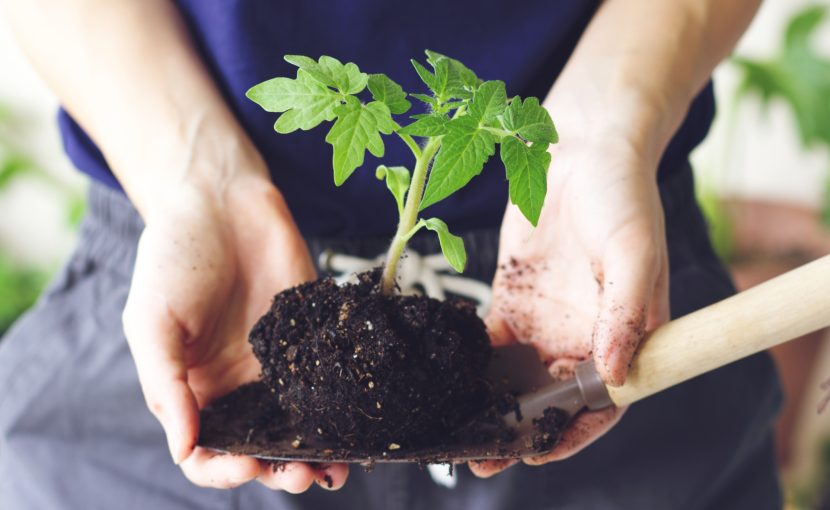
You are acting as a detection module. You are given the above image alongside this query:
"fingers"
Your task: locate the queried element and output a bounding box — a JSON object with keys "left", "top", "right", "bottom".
{"left": 257, "top": 462, "right": 349, "bottom": 493}
{"left": 181, "top": 455, "right": 349, "bottom": 492}
{"left": 123, "top": 294, "right": 200, "bottom": 464}
{"left": 484, "top": 312, "right": 517, "bottom": 347}
{"left": 523, "top": 406, "right": 624, "bottom": 465}
{"left": 468, "top": 458, "right": 518, "bottom": 478}
{"left": 178, "top": 449, "right": 349, "bottom": 492}
{"left": 179, "top": 448, "right": 261, "bottom": 488}
{"left": 592, "top": 235, "right": 662, "bottom": 386}
{"left": 469, "top": 408, "right": 625, "bottom": 474}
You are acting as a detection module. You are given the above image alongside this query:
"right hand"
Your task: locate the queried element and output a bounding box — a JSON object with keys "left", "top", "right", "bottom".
{"left": 122, "top": 171, "right": 349, "bottom": 492}
{"left": 470, "top": 133, "right": 669, "bottom": 477}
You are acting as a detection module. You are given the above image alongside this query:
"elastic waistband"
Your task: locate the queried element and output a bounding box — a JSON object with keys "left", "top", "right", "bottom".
{"left": 77, "top": 185, "right": 144, "bottom": 277}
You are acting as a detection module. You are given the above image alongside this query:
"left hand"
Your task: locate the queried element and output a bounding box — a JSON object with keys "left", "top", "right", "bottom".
{"left": 123, "top": 171, "right": 348, "bottom": 491}
{"left": 469, "top": 134, "right": 670, "bottom": 477}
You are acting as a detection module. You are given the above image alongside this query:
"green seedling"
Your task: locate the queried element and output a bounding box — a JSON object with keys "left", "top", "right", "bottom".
{"left": 247, "top": 50, "right": 558, "bottom": 294}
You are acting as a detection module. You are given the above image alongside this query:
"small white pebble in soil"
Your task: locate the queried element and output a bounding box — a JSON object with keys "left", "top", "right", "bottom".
{"left": 368, "top": 381, "right": 375, "bottom": 389}
{"left": 291, "top": 437, "right": 303, "bottom": 449}
{"left": 365, "top": 321, "right": 374, "bottom": 331}
{"left": 290, "top": 318, "right": 296, "bottom": 327}
{"left": 376, "top": 401, "right": 382, "bottom": 409}
{"left": 317, "top": 428, "right": 323, "bottom": 435}
{"left": 388, "top": 443, "right": 401, "bottom": 450}
{"left": 278, "top": 378, "right": 284, "bottom": 386}
{"left": 315, "top": 360, "right": 320, "bottom": 366}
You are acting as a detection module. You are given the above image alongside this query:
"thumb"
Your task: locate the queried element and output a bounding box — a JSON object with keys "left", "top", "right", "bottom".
{"left": 592, "top": 242, "right": 661, "bottom": 387}
{"left": 484, "top": 311, "right": 517, "bottom": 347}
{"left": 123, "top": 293, "right": 200, "bottom": 465}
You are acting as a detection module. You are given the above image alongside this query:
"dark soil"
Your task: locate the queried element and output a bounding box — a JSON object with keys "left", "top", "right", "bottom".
{"left": 531, "top": 407, "right": 570, "bottom": 451}
{"left": 248, "top": 268, "right": 502, "bottom": 452}
{"left": 198, "top": 267, "right": 576, "bottom": 462}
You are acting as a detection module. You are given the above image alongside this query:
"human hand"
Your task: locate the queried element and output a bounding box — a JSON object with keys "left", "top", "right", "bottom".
{"left": 470, "top": 135, "right": 669, "bottom": 477}
{"left": 122, "top": 172, "right": 348, "bottom": 492}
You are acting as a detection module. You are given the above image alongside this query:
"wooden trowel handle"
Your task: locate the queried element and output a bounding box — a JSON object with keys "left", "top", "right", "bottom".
{"left": 607, "top": 254, "right": 830, "bottom": 407}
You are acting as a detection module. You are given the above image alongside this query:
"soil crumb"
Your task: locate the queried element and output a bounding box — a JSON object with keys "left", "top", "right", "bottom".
{"left": 531, "top": 407, "right": 569, "bottom": 452}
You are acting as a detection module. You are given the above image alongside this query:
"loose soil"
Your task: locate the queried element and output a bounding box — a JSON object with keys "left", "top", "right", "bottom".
{"left": 531, "top": 407, "right": 570, "bottom": 451}
{"left": 199, "top": 267, "right": 571, "bottom": 461}
{"left": 249, "top": 268, "right": 499, "bottom": 451}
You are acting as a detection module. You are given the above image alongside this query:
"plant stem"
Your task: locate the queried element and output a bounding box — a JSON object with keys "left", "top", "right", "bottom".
{"left": 380, "top": 136, "right": 442, "bottom": 294}
{"left": 393, "top": 124, "right": 422, "bottom": 160}
{"left": 480, "top": 125, "right": 514, "bottom": 138}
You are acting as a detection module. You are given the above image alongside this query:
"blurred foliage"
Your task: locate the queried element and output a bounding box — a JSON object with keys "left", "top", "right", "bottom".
{"left": 733, "top": 4, "right": 830, "bottom": 225}
{"left": 730, "top": 7, "right": 830, "bottom": 506}
{"left": 824, "top": 177, "right": 830, "bottom": 227}
{"left": 0, "top": 254, "right": 46, "bottom": 335}
{"left": 696, "top": 183, "right": 734, "bottom": 261}
{"left": 734, "top": 5, "right": 830, "bottom": 148}
{"left": 788, "top": 436, "right": 830, "bottom": 510}
{"left": 0, "top": 104, "right": 84, "bottom": 336}
{"left": 0, "top": 147, "right": 44, "bottom": 336}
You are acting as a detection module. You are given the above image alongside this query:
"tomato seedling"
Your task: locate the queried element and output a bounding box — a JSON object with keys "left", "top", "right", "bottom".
{"left": 247, "top": 51, "right": 558, "bottom": 293}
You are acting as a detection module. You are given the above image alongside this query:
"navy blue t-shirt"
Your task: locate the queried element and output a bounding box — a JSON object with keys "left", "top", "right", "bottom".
{"left": 58, "top": 0, "right": 714, "bottom": 237}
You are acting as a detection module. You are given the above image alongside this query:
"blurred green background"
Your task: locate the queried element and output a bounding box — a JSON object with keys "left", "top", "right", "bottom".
{"left": 0, "top": 104, "right": 83, "bottom": 335}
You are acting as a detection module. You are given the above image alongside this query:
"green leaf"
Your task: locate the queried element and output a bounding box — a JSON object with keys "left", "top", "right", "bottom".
{"left": 284, "top": 55, "right": 368, "bottom": 95}
{"left": 325, "top": 97, "right": 395, "bottom": 185}
{"left": 420, "top": 115, "right": 496, "bottom": 210}
{"left": 0, "top": 155, "right": 33, "bottom": 188}
{"left": 469, "top": 80, "right": 507, "bottom": 123}
{"left": 367, "top": 74, "right": 411, "bottom": 114}
{"left": 733, "top": 5, "right": 830, "bottom": 148}
{"left": 500, "top": 137, "right": 550, "bottom": 226}
{"left": 375, "top": 165, "right": 410, "bottom": 215}
{"left": 410, "top": 93, "right": 439, "bottom": 108}
{"left": 421, "top": 218, "right": 466, "bottom": 273}
{"left": 66, "top": 195, "right": 86, "bottom": 228}
{"left": 411, "top": 59, "right": 441, "bottom": 95}
{"left": 397, "top": 113, "right": 449, "bottom": 137}
{"left": 785, "top": 5, "right": 826, "bottom": 52}
{"left": 0, "top": 253, "right": 47, "bottom": 336}
{"left": 424, "top": 50, "right": 481, "bottom": 100}
{"left": 246, "top": 69, "right": 341, "bottom": 133}
{"left": 502, "top": 96, "right": 558, "bottom": 144}
{"left": 412, "top": 51, "right": 481, "bottom": 102}
{"left": 823, "top": 176, "right": 830, "bottom": 228}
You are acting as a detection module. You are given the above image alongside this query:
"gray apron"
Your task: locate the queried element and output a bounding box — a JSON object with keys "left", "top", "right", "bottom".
{"left": 0, "top": 166, "right": 782, "bottom": 509}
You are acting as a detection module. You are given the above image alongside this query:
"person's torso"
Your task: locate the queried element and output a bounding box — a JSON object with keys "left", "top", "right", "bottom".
{"left": 58, "top": 0, "right": 713, "bottom": 236}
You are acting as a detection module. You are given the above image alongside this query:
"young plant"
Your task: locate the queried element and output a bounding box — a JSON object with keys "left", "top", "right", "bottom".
{"left": 247, "top": 51, "right": 558, "bottom": 294}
